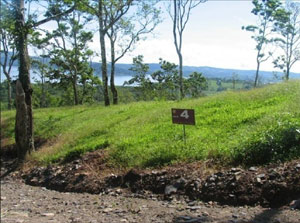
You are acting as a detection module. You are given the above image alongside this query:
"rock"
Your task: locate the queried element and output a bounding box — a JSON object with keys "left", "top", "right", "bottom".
{"left": 103, "top": 208, "right": 113, "bottom": 213}
{"left": 165, "top": 178, "right": 187, "bottom": 195}
{"left": 209, "top": 176, "right": 216, "bottom": 182}
{"left": 290, "top": 199, "right": 300, "bottom": 210}
{"left": 202, "top": 211, "right": 209, "bottom": 217}
{"left": 249, "top": 167, "right": 258, "bottom": 172}
{"left": 123, "top": 169, "right": 141, "bottom": 186}
{"left": 187, "top": 206, "right": 202, "bottom": 211}
{"left": 174, "top": 215, "right": 209, "bottom": 223}
{"left": 165, "top": 185, "right": 177, "bottom": 195}
{"left": 257, "top": 174, "right": 265, "bottom": 179}
{"left": 41, "top": 213, "right": 55, "bottom": 217}
{"left": 188, "top": 201, "right": 197, "bottom": 206}
{"left": 231, "top": 168, "right": 242, "bottom": 173}
{"left": 232, "top": 214, "right": 239, "bottom": 218}
{"left": 229, "top": 194, "right": 235, "bottom": 198}
{"left": 269, "top": 171, "right": 280, "bottom": 180}
{"left": 174, "top": 178, "right": 187, "bottom": 189}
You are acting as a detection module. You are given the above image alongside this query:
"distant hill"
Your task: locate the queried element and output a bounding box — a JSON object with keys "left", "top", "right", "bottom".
{"left": 90, "top": 61, "right": 299, "bottom": 82}
{"left": 1, "top": 52, "right": 299, "bottom": 82}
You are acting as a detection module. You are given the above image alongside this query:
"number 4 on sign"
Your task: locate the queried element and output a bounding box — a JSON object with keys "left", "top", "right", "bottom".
{"left": 180, "top": 110, "right": 189, "bottom": 119}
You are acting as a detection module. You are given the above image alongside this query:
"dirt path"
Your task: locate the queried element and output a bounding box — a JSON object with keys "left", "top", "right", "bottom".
{"left": 1, "top": 149, "right": 300, "bottom": 223}
{"left": 1, "top": 174, "right": 300, "bottom": 223}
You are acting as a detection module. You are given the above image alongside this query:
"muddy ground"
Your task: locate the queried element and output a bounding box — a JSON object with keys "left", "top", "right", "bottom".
{"left": 1, "top": 148, "right": 300, "bottom": 223}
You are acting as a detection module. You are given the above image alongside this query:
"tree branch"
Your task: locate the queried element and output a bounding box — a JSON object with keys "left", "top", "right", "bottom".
{"left": 33, "top": 4, "right": 76, "bottom": 27}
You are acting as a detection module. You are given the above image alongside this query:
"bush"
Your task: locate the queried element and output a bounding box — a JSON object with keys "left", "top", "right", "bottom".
{"left": 232, "top": 121, "right": 300, "bottom": 166}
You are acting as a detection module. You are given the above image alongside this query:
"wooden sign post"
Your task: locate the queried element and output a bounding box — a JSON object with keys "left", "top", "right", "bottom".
{"left": 171, "top": 108, "right": 195, "bottom": 145}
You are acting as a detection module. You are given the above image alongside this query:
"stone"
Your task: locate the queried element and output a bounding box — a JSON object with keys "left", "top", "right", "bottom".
{"left": 290, "top": 199, "right": 300, "bottom": 210}
{"left": 174, "top": 215, "right": 208, "bottom": 223}
{"left": 165, "top": 178, "right": 187, "bottom": 195}
{"left": 103, "top": 208, "right": 113, "bottom": 213}
{"left": 249, "top": 167, "right": 257, "bottom": 172}
{"left": 257, "top": 174, "right": 265, "bottom": 179}
{"left": 41, "top": 213, "right": 55, "bottom": 217}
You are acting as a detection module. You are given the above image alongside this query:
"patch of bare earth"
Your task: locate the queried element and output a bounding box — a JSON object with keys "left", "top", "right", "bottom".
{"left": 1, "top": 147, "right": 300, "bottom": 223}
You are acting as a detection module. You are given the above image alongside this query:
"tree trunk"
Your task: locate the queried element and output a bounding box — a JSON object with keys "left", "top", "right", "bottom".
{"left": 7, "top": 76, "right": 12, "bottom": 110}
{"left": 14, "top": 0, "right": 35, "bottom": 159}
{"left": 15, "top": 80, "right": 28, "bottom": 159}
{"left": 110, "top": 37, "right": 118, "bottom": 105}
{"left": 286, "top": 67, "right": 290, "bottom": 81}
{"left": 178, "top": 52, "right": 184, "bottom": 99}
{"left": 99, "top": 0, "right": 110, "bottom": 106}
{"left": 254, "top": 60, "right": 260, "bottom": 88}
{"left": 41, "top": 74, "right": 46, "bottom": 107}
{"left": 72, "top": 76, "right": 79, "bottom": 105}
{"left": 110, "top": 61, "right": 118, "bottom": 105}
{"left": 172, "top": 0, "right": 184, "bottom": 100}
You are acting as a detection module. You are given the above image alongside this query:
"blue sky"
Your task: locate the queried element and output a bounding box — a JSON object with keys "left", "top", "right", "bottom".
{"left": 12, "top": 0, "right": 300, "bottom": 74}
{"left": 117, "top": 0, "right": 299, "bottom": 73}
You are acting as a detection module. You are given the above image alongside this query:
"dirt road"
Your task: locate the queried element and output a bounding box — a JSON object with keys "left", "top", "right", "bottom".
{"left": 1, "top": 175, "right": 300, "bottom": 223}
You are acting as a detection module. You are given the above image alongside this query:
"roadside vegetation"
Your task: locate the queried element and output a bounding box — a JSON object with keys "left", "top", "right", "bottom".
{"left": 2, "top": 80, "right": 300, "bottom": 167}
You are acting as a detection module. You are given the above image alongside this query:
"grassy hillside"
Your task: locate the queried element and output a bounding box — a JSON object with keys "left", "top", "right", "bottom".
{"left": 2, "top": 81, "right": 300, "bottom": 167}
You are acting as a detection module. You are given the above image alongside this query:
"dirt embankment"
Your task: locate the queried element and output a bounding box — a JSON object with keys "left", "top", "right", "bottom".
{"left": 16, "top": 150, "right": 300, "bottom": 208}
{"left": 1, "top": 147, "right": 300, "bottom": 223}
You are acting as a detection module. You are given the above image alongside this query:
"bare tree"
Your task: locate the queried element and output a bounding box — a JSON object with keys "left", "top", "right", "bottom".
{"left": 168, "top": 0, "right": 206, "bottom": 99}
{"left": 106, "top": 1, "right": 161, "bottom": 104}
{"left": 273, "top": 1, "right": 300, "bottom": 80}
{"left": 243, "top": 0, "right": 282, "bottom": 87}
{"left": 84, "top": 0, "right": 132, "bottom": 106}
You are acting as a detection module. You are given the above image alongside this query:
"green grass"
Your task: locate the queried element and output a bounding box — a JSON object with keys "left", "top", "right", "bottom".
{"left": 2, "top": 80, "right": 300, "bottom": 167}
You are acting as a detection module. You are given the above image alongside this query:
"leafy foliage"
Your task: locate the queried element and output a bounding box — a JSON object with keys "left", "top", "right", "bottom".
{"left": 126, "top": 56, "right": 207, "bottom": 101}
{"left": 32, "top": 8, "right": 101, "bottom": 105}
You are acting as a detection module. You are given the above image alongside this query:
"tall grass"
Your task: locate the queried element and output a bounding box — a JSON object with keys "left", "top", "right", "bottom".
{"left": 2, "top": 81, "right": 300, "bottom": 167}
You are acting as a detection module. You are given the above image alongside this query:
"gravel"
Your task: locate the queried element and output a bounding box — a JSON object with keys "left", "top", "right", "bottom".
{"left": 1, "top": 177, "right": 300, "bottom": 223}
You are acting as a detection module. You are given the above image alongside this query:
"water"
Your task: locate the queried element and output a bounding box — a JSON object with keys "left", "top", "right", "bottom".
{"left": 1, "top": 67, "right": 133, "bottom": 86}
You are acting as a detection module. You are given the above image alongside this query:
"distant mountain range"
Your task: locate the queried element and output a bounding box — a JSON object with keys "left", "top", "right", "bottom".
{"left": 88, "top": 61, "right": 299, "bottom": 82}
{"left": 1, "top": 53, "right": 299, "bottom": 82}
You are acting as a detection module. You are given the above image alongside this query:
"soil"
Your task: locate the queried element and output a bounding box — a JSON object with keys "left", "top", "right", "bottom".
{"left": 1, "top": 147, "right": 300, "bottom": 223}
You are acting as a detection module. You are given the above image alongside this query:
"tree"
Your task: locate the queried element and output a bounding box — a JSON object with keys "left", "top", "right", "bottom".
{"left": 243, "top": 0, "right": 282, "bottom": 87}
{"left": 0, "top": 2, "right": 17, "bottom": 110}
{"left": 11, "top": 0, "right": 75, "bottom": 159}
{"left": 31, "top": 55, "right": 49, "bottom": 108}
{"left": 125, "top": 55, "right": 153, "bottom": 100}
{"left": 231, "top": 72, "right": 239, "bottom": 89}
{"left": 273, "top": 1, "right": 300, "bottom": 80}
{"left": 151, "top": 58, "right": 179, "bottom": 100}
{"left": 44, "top": 8, "right": 96, "bottom": 105}
{"left": 106, "top": 1, "right": 161, "bottom": 104}
{"left": 168, "top": 0, "right": 206, "bottom": 99}
{"left": 84, "top": 0, "right": 133, "bottom": 106}
{"left": 185, "top": 72, "right": 207, "bottom": 97}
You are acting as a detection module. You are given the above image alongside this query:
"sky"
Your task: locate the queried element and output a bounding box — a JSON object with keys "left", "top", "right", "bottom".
{"left": 92, "top": 0, "right": 299, "bottom": 74}
{"left": 122, "top": 0, "right": 300, "bottom": 73}
{"left": 4, "top": 0, "right": 300, "bottom": 75}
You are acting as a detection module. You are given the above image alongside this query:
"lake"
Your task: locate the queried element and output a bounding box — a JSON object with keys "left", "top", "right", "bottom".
{"left": 0, "top": 66, "right": 133, "bottom": 86}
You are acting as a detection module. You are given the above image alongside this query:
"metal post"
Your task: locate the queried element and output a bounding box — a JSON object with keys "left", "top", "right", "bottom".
{"left": 183, "top": 124, "right": 186, "bottom": 146}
